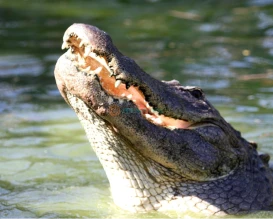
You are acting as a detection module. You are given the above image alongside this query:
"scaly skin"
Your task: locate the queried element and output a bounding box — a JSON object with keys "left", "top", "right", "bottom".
{"left": 54, "top": 23, "right": 273, "bottom": 216}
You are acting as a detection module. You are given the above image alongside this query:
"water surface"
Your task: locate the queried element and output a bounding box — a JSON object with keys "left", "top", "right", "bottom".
{"left": 1, "top": 0, "right": 273, "bottom": 218}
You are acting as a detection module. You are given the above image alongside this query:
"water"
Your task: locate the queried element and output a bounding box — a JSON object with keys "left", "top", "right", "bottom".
{"left": 0, "top": 0, "right": 273, "bottom": 218}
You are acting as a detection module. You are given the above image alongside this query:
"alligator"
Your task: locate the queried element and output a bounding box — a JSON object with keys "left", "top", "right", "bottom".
{"left": 54, "top": 23, "right": 273, "bottom": 216}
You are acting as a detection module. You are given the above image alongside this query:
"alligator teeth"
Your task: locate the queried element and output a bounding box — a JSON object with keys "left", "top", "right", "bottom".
{"left": 115, "top": 80, "right": 122, "bottom": 88}
{"left": 78, "top": 57, "right": 86, "bottom": 66}
{"left": 82, "top": 66, "right": 91, "bottom": 72}
{"left": 70, "top": 46, "right": 75, "bottom": 53}
{"left": 167, "top": 126, "right": 176, "bottom": 130}
{"left": 151, "top": 109, "right": 159, "bottom": 115}
{"left": 127, "top": 94, "right": 133, "bottom": 99}
{"left": 93, "top": 66, "right": 102, "bottom": 74}
{"left": 61, "top": 41, "right": 69, "bottom": 50}
{"left": 154, "top": 118, "right": 163, "bottom": 124}
{"left": 77, "top": 53, "right": 81, "bottom": 61}
{"left": 145, "top": 114, "right": 153, "bottom": 120}
{"left": 84, "top": 46, "right": 92, "bottom": 57}
{"left": 79, "top": 40, "right": 85, "bottom": 48}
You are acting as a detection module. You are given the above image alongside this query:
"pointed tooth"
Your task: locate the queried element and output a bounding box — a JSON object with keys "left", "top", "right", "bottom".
{"left": 145, "top": 114, "right": 153, "bottom": 120}
{"left": 167, "top": 126, "right": 176, "bottom": 130}
{"left": 79, "top": 57, "right": 86, "bottom": 66}
{"left": 61, "top": 41, "right": 69, "bottom": 50}
{"left": 77, "top": 53, "right": 81, "bottom": 61}
{"left": 93, "top": 66, "right": 102, "bottom": 74}
{"left": 83, "top": 66, "right": 91, "bottom": 72}
{"left": 70, "top": 33, "right": 77, "bottom": 38}
{"left": 79, "top": 41, "right": 84, "bottom": 48}
{"left": 121, "top": 93, "right": 126, "bottom": 97}
{"left": 115, "top": 80, "right": 122, "bottom": 88}
{"left": 151, "top": 109, "right": 159, "bottom": 115}
{"left": 127, "top": 94, "right": 133, "bottom": 99}
{"left": 154, "top": 118, "right": 163, "bottom": 124}
{"left": 84, "top": 46, "right": 92, "bottom": 57}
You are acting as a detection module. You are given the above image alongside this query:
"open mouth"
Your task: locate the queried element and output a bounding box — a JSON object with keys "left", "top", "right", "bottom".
{"left": 62, "top": 33, "right": 192, "bottom": 130}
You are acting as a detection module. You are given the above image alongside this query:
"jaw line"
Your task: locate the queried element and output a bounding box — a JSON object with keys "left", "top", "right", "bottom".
{"left": 61, "top": 36, "right": 193, "bottom": 130}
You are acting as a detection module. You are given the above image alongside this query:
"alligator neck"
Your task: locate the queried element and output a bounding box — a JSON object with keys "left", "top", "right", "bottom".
{"left": 67, "top": 92, "right": 272, "bottom": 216}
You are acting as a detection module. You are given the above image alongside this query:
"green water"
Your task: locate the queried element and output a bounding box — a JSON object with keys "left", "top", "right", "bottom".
{"left": 1, "top": 0, "right": 273, "bottom": 218}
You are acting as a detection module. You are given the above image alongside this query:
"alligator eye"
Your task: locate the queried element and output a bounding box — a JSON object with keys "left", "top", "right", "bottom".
{"left": 191, "top": 89, "right": 203, "bottom": 99}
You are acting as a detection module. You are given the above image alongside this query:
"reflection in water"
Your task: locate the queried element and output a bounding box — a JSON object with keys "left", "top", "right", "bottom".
{"left": 0, "top": 55, "right": 44, "bottom": 77}
{"left": 0, "top": 0, "right": 273, "bottom": 218}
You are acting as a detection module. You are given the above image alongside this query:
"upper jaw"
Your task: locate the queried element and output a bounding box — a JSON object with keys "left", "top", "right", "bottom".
{"left": 57, "top": 24, "right": 193, "bottom": 130}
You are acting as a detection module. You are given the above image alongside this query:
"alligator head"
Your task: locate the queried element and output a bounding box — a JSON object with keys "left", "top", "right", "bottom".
{"left": 55, "top": 24, "right": 273, "bottom": 216}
